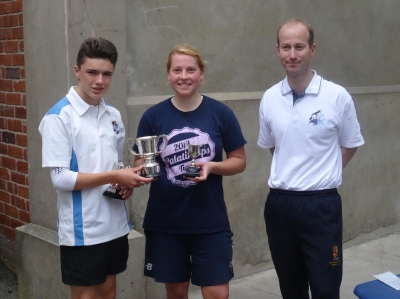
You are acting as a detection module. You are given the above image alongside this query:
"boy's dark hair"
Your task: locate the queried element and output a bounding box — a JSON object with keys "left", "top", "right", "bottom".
{"left": 76, "top": 37, "right": 118, "bottom": 69}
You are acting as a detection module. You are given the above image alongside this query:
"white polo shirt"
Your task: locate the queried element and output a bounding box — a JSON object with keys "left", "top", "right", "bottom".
{"left": 39, "top": 87, "right": 131, "bottom": 246}
{"left": 258, "top": 71, "right": 364, "bottom": 191}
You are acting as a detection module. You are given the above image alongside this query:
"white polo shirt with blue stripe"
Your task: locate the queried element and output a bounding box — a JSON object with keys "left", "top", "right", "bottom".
{"left": 39, "top": 87, "right": 131, "bottom": 246}
{"left": 258, "top": 71, "right": 364, "bottom": 191}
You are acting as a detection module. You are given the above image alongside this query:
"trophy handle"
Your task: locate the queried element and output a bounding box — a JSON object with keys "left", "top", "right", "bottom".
{"left": 155, "top": 134, "right": 168, "bottom": 155}
{"left": 126, "top": 138, "right": 139, "bottom": 156}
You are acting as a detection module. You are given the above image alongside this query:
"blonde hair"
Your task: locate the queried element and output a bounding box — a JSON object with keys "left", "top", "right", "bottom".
{"left": 166, "top": 44, "right": 207, "bottom": 72}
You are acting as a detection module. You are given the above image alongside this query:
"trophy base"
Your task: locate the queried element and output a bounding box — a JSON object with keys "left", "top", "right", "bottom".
{"left": 141, "top": 172, "right": 163, "bottom": 178}
{"left": 103, "top": 188, "right": 124, "bottom": 200}
{"left": 183, "top": 172, "right": 201, "bottom": 178}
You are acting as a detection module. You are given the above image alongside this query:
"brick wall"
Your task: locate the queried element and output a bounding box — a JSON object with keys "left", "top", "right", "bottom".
{"left": 0, "top": 0, "right": 28, "bottom": 272}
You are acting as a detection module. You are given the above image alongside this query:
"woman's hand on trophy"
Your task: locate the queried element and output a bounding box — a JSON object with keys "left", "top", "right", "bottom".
{"left": 184, "top": 162, "right": 213, "bottom": 182}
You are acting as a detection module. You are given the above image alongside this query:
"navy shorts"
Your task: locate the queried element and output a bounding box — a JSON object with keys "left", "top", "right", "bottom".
{"left": 60, "top": 234, "right": 129, "bottom": 286}
{"left": 144, "top": 230, "right": 234, "bottom": 286}
{"left": 265, "top": 188, "right": 343, "bottom": 299}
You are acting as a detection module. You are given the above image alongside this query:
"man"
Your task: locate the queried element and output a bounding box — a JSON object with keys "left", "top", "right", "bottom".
{"left": 258, "top": 19, "right": 364, "bottom": 299}
{"left": 39, "top": 37, "right": 153, "bottom": 299}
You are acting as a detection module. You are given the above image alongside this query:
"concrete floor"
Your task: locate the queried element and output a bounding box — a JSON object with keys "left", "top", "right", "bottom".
{"left": 189, "top": 231, "right": 400, "bottom": 299}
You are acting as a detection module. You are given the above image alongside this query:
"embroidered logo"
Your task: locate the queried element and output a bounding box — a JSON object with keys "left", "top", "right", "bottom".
{"left": 112, "top": 120, "right": 121, "bottom": 135}
{"left": 329, "top": 245, "right": 341, "bottom": 266}
{"left": 145, "top": 263, "right": 153, "bottom": 271}
{"left": 309, "top": 110, "right": 325, "bottom": 126}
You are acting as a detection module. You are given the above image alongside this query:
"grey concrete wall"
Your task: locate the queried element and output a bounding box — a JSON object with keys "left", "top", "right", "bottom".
{"left": 126, "top": 0, "right": 400, "bottom": 99}
{"left": 22, "top": 0, "right": 400, "bottom": 298}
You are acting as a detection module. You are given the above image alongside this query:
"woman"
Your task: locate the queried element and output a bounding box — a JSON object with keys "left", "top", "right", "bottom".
{"left": 135, "top": 44, "right": 246, "bottom": 299}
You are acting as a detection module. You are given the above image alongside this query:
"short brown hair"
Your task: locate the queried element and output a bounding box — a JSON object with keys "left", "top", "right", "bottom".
{"left": 76, "top": 37, "right": 118, "bottom": 69}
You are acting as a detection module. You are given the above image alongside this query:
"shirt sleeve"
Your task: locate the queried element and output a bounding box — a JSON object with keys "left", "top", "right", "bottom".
{"left": 39, "top": 114, "right": 73, "bottom": 168}
{"left": 257, "top": 93, "right": 275, "bottom": 149}
{"left": 338, "top": 93, "right": 365, "bottom": 148}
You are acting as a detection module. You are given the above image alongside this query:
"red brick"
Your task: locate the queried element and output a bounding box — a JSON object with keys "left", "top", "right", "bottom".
{"left": 21, "top": 93, "right": 25, "bottom": 105}
{"left": 2, "top": 156, "right": 16, "bottom": 170}
{"left": 0, "top": 54, "right": 12, "bottom": 65}
{"left": 0, "top": 28, "right": 12, "bottom": 40}
{"left": 16, "top": 160, "right": 27, "bottom": 173}
{"left": 2, "top": 225, "right": 16, "bottom": 240}
{"left": 0, "top": 2, "right": 11, "bottom": 15}
{"left": 15, "top": 106, "right": 25, "bottom": 118}
{"left": 15, "top": 134, "right": 26, "bottom": 147}
{"left": 11, "top": 27, "right": 23, "bottom": 39}
{"left": 0, "top": 119, "right": 7, "bottom": 130}
{"left": 13, "top": 80, "right": 24, "bottom": 92}
{"left": 13, "top": 196, "right": 24, "bottom": 209}
{"left": 10, "top": 218, "right": 24, "bottom": 229}
{"left": 6, "top": 181, "right": 16, "bottom": 193}
{"left": 17, "top": 13, "right": 23, "bottom": 26}
{"left": 22, "top": 147, "right": 27, "bottom": 160}
{"left": 4, "top": 203, "right": 17, "bottom": 218}
{"left": 0, "top": 178, "right": 4, "bottom": 190}
{"left": 3, "top": 40, "right": 18, "bottom": 53}
{"left": 0, "top": 143, "right": 7, "bottom": 154}
{"left": 20, "top": 67, "right": 24, "bottom": 78}
{"left": 0, "top": 167, "right": 9, "bottom": 180}
{"left": 0, "top": 78, "right": 13, "bottom": 91}
{"left": 18, "top": 185, "right": 28, "bottom": 199}
{"left": 7, "top": 119, "right": 22, "bottom": 132}
{"left": 10, "top": 0, "right": 22, "bottom": 13}
{"left": 7, "top": 145, "right": 22, "bottom": 159}
{"left": 0, "top": 213, "right": 10, "bottom": 226}
{"left": 0, "top": 91, "right": 5, "bottom": 103}
{"left": 18, "top": 40, "right": 23, "bottom": 52}
{"left": 25, "top": 200, "right": 29, "bottom": 212}
{"left": 3, "top": 14, "right": 18, "bottom": 27}
{"left": 10, "top": 171, "right": 24, "bottom": 185}
{"left": 19, "top": 209, "right": 30, "bottom": 223}
{"left": 0, "top": 201, "right": 3, "bottom": 213}
{"left": 11, "top": 53, "right": 23, "bottom": 65}
{"left": 0, "top": 104, "right": 14, "bottom": 117}
{"left": 0, "top": 189, "right": 10, "bottom": 203}
{"left": 5, "top": 93, "right": 20, "bottom": 105}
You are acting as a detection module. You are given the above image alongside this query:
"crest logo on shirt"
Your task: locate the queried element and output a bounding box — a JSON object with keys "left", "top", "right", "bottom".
{"left": 161, "top": 127, "right": 215, "bottom": 188}
{"left": 111, "top": 120, "right": 121, "bottom": 135}
{"left": 329, "top": 245, "right": 341, "bottom": 266}
{"left": 309, "top": 110, "right": 325, "bottom": 126}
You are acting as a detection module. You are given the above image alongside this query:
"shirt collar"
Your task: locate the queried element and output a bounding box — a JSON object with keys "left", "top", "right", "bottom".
{"left": 281, "top": 70, "right": 323, "bottom": 96}
{"left": 66, "top": 87, "right": 106, "bottom": 116}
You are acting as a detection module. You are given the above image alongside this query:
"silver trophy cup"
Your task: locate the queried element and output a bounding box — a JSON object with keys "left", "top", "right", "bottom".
{"left": 184, "top": 142, "right": 205, "bottom": 177}
{"left": 103, "top": 162, "right": 130, "bottom": 200}
{"left": 127, "top": 135, "right": 168, "bottom": 178}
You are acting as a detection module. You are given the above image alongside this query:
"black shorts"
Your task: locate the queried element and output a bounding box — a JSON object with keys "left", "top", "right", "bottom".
{"left": 144, "top": 230, "right": 234, "bottom": 286}
{"left": 60, "top": 234, "right": 129, "bottom": 286}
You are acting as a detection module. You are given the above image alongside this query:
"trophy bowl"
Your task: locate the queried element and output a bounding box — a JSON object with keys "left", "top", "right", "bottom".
{"left": 127, "top": 135, "right": 168, "bottom": 178}
{"left": 183, "top": 142, "right": 205, "bottom": 177}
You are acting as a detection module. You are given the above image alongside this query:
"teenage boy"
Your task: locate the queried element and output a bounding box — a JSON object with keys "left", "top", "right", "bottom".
{"left": 39, "top": 37, "right": 153, "bottom": 299}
